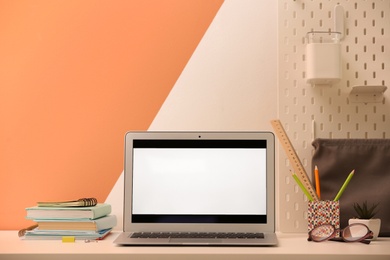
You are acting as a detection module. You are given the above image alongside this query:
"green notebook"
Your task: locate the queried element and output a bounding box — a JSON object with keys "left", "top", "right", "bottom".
{"left": 26, "top": 203, "right": 111, "bottom": 220}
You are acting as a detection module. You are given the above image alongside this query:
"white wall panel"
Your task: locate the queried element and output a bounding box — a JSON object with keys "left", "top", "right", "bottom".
{"left": 149, "top": 0, "right": 277, "bottom": 131}
{"left": 279, "top": 0, "right": 390, "bottom": 232}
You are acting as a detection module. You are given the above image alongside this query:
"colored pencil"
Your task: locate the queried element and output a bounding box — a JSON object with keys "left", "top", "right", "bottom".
{"left": 334, "top": 170, "right": 355, "bottom": 201}
{"left": 292, "top": 172, "right": 314, "bottom": 201}
{"left": 314, "top": 165, "right": 321, "bottom": 199}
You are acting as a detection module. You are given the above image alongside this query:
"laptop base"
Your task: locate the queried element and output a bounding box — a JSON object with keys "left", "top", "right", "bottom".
{"left": 114, "top": 232, "right": 278, "bottom": 246}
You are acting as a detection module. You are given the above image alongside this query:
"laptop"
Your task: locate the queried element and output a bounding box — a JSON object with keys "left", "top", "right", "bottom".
{"left": 114, "top": 131, "right": 277, "bottom": 246}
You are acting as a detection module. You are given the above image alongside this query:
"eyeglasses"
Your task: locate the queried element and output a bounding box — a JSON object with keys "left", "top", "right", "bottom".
{"left": 308, "top": 223, "right": 373, "bottom": 244}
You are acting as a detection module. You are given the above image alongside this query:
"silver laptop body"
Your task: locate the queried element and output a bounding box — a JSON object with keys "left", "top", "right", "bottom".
{"left": 114, "top": 131, "right": 277, "bottom": 246}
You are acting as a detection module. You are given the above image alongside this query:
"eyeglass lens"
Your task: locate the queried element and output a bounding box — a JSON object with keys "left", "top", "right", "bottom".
{"left": 310, "top": 224, "right": 335, "bottom": 242}
{"left": 342, "top": 224, "right": 369, "bottom": 242}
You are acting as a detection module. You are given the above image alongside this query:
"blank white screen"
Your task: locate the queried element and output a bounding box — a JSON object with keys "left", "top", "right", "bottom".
{"left": 132, "top": 148, "right": 267, "bottom": 215}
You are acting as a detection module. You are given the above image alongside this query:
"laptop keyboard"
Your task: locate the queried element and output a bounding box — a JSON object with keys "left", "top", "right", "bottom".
{"left": 131, "top": 232, "right": 264, "bottom": 239}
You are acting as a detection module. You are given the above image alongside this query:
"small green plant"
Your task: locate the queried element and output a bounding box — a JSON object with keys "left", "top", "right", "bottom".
{"left": 353, "top": 201, "right": 380, "bottom": 219}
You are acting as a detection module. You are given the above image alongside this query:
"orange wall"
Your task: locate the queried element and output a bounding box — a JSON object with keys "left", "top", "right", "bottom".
{"left": 0, "top": 0, "right": 223, "bottom": 230}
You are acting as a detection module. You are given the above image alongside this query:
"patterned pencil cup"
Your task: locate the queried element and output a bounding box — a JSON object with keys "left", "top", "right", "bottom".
{"left": 308, "top": 200, "right": 340, "bottom": 235}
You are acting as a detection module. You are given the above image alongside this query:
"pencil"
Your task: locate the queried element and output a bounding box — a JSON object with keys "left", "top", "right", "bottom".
{"left": 292, "top": 172, "right": 314, "bottom": 201}
{"left": 333, "top": 170, "right": 355, "bottom": 201}
{"left": 314, "top": 165, "right": 321, "bottom": 200}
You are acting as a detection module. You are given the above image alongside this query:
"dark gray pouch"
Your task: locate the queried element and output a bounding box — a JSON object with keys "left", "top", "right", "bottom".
{"left": 312, "top": 138, "right": 390, "bottom": 236}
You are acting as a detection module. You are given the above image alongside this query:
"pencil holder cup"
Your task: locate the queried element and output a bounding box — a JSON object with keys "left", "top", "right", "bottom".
{"left": 308, "top": 200, "right": 340, "bottom": 235}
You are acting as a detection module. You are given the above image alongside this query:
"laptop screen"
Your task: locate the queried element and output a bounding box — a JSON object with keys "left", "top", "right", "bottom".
{"left": 127, "top": 134, "right": 272, "bottom": 226}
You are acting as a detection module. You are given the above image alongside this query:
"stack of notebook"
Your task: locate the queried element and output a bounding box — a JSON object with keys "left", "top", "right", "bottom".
{"left": 22, "top": 198, "right": 116, "bottom": 240}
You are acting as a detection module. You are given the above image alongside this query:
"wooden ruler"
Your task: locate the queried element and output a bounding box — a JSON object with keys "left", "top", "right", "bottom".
{"left": 270, "top": 119, "right": 319, "bottom": 201}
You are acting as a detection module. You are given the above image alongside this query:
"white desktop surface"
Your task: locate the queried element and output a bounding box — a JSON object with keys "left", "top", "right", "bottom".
{"left": 1, "top": 231, "right": 390, "bottom": 260}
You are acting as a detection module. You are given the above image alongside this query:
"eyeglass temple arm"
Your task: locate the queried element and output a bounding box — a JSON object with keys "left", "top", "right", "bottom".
{"left": 329, "top": 237, "right": 371, "bottom": 244}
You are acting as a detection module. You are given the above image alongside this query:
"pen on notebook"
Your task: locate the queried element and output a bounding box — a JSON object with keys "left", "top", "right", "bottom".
{"left": 314, "top": 165, "right": 321, "bottom": 200}
{"left": 291, "top": 172, "right": 314, "bottom": 201}
{"left": 333, "top": 169, "right": 355, "bottom": 201}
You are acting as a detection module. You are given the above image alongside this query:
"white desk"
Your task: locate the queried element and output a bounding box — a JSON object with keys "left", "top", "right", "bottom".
{"left": 1, "top": 231, "right": 390, "bottom": 260}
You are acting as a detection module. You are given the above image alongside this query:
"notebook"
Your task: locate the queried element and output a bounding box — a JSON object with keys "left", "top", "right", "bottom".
{"left": 114, "top": 131, "right": 277, "bottom": 246}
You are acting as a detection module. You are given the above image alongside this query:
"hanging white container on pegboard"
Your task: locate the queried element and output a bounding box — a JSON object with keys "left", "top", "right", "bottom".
{"left": 306, "top": 31, "right": 342, "bottom": 86}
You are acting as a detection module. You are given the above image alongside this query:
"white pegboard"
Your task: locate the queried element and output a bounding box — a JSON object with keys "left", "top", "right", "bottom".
{"left": 278, "top": 0, "right": 390, "bottom": 232}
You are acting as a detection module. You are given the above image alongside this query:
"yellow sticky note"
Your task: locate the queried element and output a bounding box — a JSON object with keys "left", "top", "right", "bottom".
{"left": 62, "top": 236, "right": 75, "bottom": 243}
